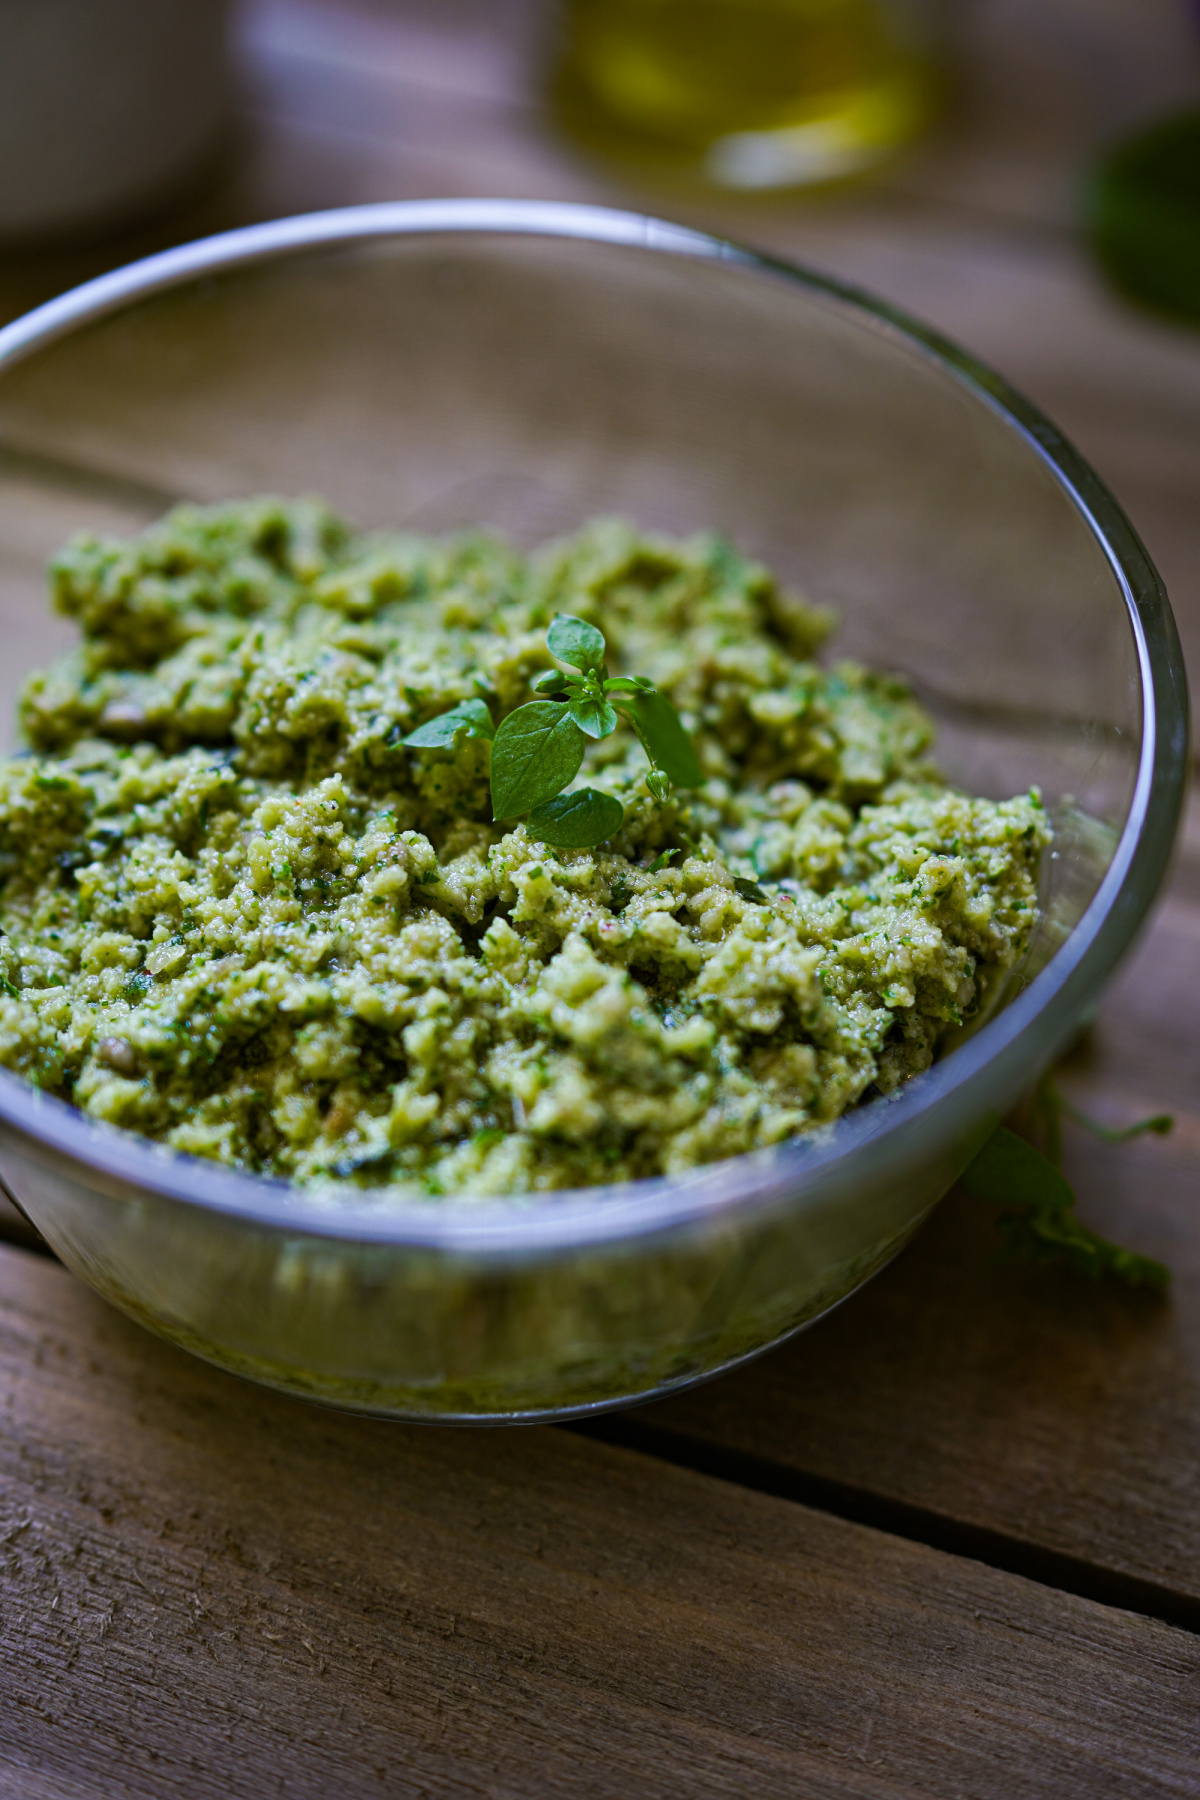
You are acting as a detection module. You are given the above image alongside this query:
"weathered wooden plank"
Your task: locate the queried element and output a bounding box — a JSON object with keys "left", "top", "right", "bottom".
{"left": 644, "top": 834, "right": 1200, "bottom": 1608}
{"left": 0, "top": 1245, "right": 1198, "bottom": 1800}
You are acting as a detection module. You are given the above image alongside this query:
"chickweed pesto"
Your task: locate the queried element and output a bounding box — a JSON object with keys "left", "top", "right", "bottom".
{"left": 0, "top": 500, "right": 1049, "bottom": 1197}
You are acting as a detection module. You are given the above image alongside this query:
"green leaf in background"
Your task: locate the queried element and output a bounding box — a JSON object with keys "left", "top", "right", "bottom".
{"left": 490, "top": 701, "right": 586, "bottom": 819}
{"left": 527, "top": 787, "right": 624, "bottom": 848}
{"left": 402, "top": 696, "right": 494, "bottom": 748}
{"left": 961, "top": 1125, "right": 1169, "bottom": 1290}
{"left": 619, "top": 689, "right": 704, "bottom": 788}
{"left": 569, "top": 695, "right": 619, "bottom": 739}
{"left": 546, "top": 612, "right": 606, "bottom": 672}
{"left": 1085, "top": 107, "right": 1200, "bottom": 324}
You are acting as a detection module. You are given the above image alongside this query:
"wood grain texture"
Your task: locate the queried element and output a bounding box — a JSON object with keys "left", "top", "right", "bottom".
{"left": 643, "top": 836, "right": 1200, "bottom": 1607}
{"left": 1, "top": 1245, "right": 1199, "bottom": 1800}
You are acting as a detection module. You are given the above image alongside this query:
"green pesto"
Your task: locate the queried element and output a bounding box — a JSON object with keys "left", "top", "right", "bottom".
{"left": 0, "top": 500, "right": 1049, "bottom": 1198}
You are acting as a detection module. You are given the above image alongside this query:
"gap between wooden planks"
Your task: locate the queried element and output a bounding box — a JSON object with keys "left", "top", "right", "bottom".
{"left": 0, "top": 1243, "right": 1198, "bottom": 1800}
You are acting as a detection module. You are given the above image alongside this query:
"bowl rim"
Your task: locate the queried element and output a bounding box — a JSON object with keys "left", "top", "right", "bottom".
{"left": 0, "top": 197, "right": 1189, "bottom": 1253}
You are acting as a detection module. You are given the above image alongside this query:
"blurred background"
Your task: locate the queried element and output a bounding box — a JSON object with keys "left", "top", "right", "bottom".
{"left": 0, "top": 0, "right": 1198, "bottom": 706}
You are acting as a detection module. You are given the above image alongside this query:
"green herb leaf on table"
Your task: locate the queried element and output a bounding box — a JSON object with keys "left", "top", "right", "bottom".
{"left": 402, "top": 697, "right": 494, "bottom": 748}
{"left": 961, "top": 1125, "right": 1169, "bottom": 1290}
{"left": 527, "top": 787, "right": 625, "bottom": 849}
{"left": 569, "top": 695, "right": 619, "bottom": 740}
{"left": 490, "top": 702, "right": 587, "bottom": 818}
{"left": 547, "top": 613, "right": 606, "bottom": 673}
{"left": 1085, "top": 106, "right": 1200, "bottom": 325}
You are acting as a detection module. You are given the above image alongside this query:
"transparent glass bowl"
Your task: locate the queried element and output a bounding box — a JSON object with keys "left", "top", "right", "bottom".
{"left": 0, "top": 201, "right": 1187, "bottom": 1421}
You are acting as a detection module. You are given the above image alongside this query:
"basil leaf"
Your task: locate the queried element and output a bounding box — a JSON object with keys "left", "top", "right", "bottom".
{"left": 961, "top": 1126, "right": 1074, "bottom": 1213}
{"left": 604, "top": 675, "right": 655, "bottom": 695}
{"left": 527, "top": 787, "right": 624, "bottom": 849}
{"left": 547, "top": 613, "right": 606, "bottom": 673}
{"left": 403, "top": 697, "right": 494, "bottom": 748}
{"left": 1086, "top": 107, "right": 1200, "bottom": 324}
{"left": 620, "top": 690, "right": 704, "bottom": 788}
{"left": 961, "top": 1126, "right": 1169, "bottom": 1289}
{"left": 490, "top": 701, "right": 586, "bottom": 818}
{"left": 569, "top": 696, "right": 618, "bottom": 740}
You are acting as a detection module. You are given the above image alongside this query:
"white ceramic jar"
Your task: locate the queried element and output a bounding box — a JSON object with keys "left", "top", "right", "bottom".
{"left": 0, "top": 0, "right": 232, "bottom": 243}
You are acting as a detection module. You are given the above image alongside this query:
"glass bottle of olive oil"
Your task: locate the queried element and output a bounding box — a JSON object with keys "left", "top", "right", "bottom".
{"left": 555, "top": 0, "right": 943, "bottom": 189}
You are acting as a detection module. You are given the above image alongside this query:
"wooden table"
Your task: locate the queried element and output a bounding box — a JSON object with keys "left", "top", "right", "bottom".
{"left": 1, "top": 4, "right": 1198, "bottom": 1792}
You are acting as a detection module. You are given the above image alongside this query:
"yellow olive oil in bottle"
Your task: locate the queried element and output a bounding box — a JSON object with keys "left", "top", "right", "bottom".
{"left": 555, "top": 0, "right": 942, "bottom": 189}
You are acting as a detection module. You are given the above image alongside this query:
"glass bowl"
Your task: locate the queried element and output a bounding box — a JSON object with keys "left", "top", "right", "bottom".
{"left": 0, "top": 201, "right": 1187, "bottom": 1422}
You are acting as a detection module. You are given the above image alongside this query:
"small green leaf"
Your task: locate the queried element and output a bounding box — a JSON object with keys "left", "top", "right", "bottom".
{"left": 402, "top": 697, "right": 494, "bottom": 748}
{"left": 490, "top": 702, "right": 586, "bottom": 819}
{"left": 962, "top": 1126, "right": 1169, "bottom": 1290}
{"left": 569, "top": 696, "right": 618, "bottom": 740}
{"left": 619, "top": 690, "right": 704, "bottom": 788}
{"left": 547, "top": 613, "right": 606, "bottom": 672}
{"left": 527, "top": 787, "right": 624, "bottom": 849}
{"left": 604, "top": 676, "right": 655, "bottom": 695}
{"left": 648, "top": 848, "right": 679, "bottom": 873}
{"left": 961, "top": 1127, "right": 1074, "bottom": 1214}
{"left": 645, "top": 770, "right": 671, "bottom": 804}
{"left": 733, "top": 877, "right": 769, "bottom": 903}
{"left": 1086, "top": 107, "right": 1200, "bottom": 324}
{"left": 531, "top": 671, "right": 570, "bottom": 696}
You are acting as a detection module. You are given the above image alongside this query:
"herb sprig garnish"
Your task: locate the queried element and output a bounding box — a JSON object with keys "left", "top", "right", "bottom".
{"left": 962, "top": 1078, "right": 1172, "bottom": 1290}
{"left": 405, "top": 614, "right": 703, "bottom": 848}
